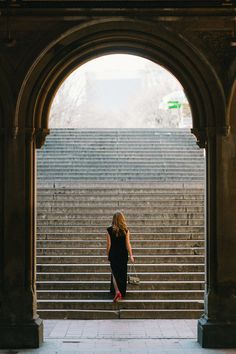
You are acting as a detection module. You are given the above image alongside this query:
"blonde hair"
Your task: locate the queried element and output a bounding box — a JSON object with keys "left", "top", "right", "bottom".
{"left": 112, "top": 211, "right": 128, "bottom": 237}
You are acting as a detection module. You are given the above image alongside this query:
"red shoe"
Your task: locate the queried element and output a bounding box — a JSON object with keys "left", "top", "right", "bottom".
{"left": 113, "top": 291, "right": 122, "bottom": 302}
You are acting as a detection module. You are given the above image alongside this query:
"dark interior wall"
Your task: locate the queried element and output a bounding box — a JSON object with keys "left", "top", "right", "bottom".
{"left": 0, "top": 1, "right": 236, "bottom": 349}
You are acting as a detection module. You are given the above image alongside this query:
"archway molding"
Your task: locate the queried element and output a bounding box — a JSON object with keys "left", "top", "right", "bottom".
{"left": 227, "top": 78, "right": 236, "bottom": 128}
{"left": 15, "top": 19, "right": 228, "bottom": 148}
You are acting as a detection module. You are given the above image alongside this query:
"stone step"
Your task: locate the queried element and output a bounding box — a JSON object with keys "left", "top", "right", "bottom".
{"left": 38, "top": 155, "right": 203, "bottom": 161}
{"left": 37, "top": 214, "right": 204, "bottom": 221}
{"left": 37, "top": 187, "right": 204, "bottom": 193}
{"left": 37, "top": 234, "right": 204, "bottom": 241}
{"left": 38, "top": 195, "right": 204, "bottom": 201}
{"left": 39, "top": 157, "right": 202, "bottom": 163}
{"left": 37, "top": 199, "right": 204, "bottom": 206}
{"left": 43, "top": 139, "right": 197, "bottom": 143}
{"left": 37, "top": 308, "right": 203, "bottom": 319}
{"left": 42, "top": 136, "right": 199, "bottom": 140}
{"left": 37, "top": 175, "right": 204, "bottom": 179}
{"left": 39, "top": 146, "right": 202, "bottom": 150}
{"left": 41, "top": 142, "right": 200, "bottom": 146}
{"left": 37, "top": 264, "right": 204, "bottom": 273}
{"left": 42, "top": 139, "right": 199, "bottom": 143}
{"left": 37, "top": 289, "right": 204, "bottom": 300}
{"left": 42, "top": 135, "right": 197, "bottom": 140}
{"left": 37, "top": 168, "right": 204, "bottom": 172}
{"left": 40, "top": 147, "right": 202, "bottom": 151}
{"left": 37, "top": 240, "right": 204, "bottom": 248}
{"left": 37, "top": 158, "right": 204, "bottom": 163}
{"left": 42, "top": 144, "right": 199, "bottom": 149}
{"left": 37, "top": 299, "right": 204, "bottom": 310}
{"left": 39, "top": 150, "right": 202, "bottom": 155}
{"left": 44, "top": 136, "right": 198, "bottom": 140}
{"left": 37, "top": 247, "right": 204, "bottom": 256}
{"left": 38, "top": 157, "right": 202, "bottom": 163}
{"left": 40, "top": 143, "right": 200, "bottom": 147}
{"left": 42, "top": 133, "right": 197, "bottom": 138}
{"left": 37, "top": 208, "right": 204, "bottom": 216}
{"left": 43, "top": 134, "right": 197, "bottom": 138}
{"left": 37, "top": 255, "right": 204, "bottom": 264}
{"left": 43, "top": 131, "right": 196, "bottom": 136}
{"left": 38, "top": 177, "right": 204, "bottom": 182}
{"left": 36, "top": 280, "right": 204, "bottom": 291}
{"left": 44, "top": 128, "right": 192, "bottom": 133}
{"left": 41, "top": 147, "right": 199, "bottom": 151}
{"left": 38, "top": 154, "right": 203, "bottom": 158}
{"left": 40, "top": 152, "right": 201, "bottom": 156}
{"left": 38, "top": 167, "right": 204, "bottom": 173}
{"left": 37, "top": 204, "right": 204, "bottom": 211}
{"left": 37, "top": 219, "right": 204, "bottom": 227}
{"left": 37, "top": 271, "right": 204, "bottom": 281}
{"left": 37, "top": 190, "right": 204, "bottom": 202}
{"left": 41, "top": 141, "right": 199, "bottom": 145}
{"left": 37, "top": 225, "right": 204, "bottom": 233}
{"left": 37, "top": 193, "right": 204, "bottom": 200}
{"left": 43, "top": 137, "right": 198, "bottom": 141}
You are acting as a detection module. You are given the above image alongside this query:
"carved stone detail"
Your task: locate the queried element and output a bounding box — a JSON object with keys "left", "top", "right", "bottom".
{"left": 192, "top": 125, "right": 230, "bottom": 148}
{"left": 191, "top": 128, "right": 207, "bottom": 148}
{"left": 35, "top": 128, "right": 50, "bottom": 148}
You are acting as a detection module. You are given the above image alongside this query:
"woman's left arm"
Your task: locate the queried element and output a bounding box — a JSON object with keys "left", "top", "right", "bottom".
{"left": 106, "top": 233, "right": 111, "bottom": 259}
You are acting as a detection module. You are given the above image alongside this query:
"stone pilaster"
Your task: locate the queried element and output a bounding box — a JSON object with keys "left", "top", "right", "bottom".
{"left": 198, "top": 97, "right": 236, "bottom": 347}
{"left": 0, "top": 127, "right": 43, "bottom": 349}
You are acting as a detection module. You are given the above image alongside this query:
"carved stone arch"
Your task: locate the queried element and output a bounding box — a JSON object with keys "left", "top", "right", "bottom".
{"left": 227, "top": 55, "right": 236, "bottom": 130}
{"left": 227, "top": 79, "right": 236, "bottom": 131}
{"left": 15, "top": 19, "right": 228, "bottom": 148}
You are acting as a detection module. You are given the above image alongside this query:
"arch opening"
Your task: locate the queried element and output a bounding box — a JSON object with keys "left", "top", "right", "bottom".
{"left": 36, "top": 53, "right": 206, "bottom": 320}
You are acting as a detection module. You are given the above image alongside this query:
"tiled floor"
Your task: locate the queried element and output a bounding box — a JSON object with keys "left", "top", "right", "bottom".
{"left": 1, "top": 320, "right": 236, "bottom": 354}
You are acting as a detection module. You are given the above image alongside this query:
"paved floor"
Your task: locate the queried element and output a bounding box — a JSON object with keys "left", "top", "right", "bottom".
{"left": 1, "top": 320, "right": 236, "bottom": 354}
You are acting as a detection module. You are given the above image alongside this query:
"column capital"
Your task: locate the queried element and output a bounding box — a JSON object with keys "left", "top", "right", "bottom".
{"left": 0, "top": 127, "right": 19, "bottom": 139}
{"left": 191, "top": 125, "right": 230, "bottom": 148}
{"left": 0, "top": 127, "right": 50, "bottom": 146}
{"left": 35, "top": 128, "right": 50, "bottom": 148}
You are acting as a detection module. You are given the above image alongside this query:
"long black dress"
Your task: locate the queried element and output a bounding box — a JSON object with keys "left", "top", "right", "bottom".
{"left": 107, "top": 226, "right": 128, "bottom": 297}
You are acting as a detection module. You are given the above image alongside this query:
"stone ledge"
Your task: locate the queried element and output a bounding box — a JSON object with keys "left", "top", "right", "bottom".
{"left": 198, "top": 316, "right": 236, "bottom": 348}
{"left": 0, "top": 317, "right": 43, "bottom": 349}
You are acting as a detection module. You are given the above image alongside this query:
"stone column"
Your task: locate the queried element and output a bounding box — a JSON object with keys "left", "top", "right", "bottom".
{"left": 0, "top": 127, "right": 43, "bottom": 349}
{"left": 198, "top": 102, "right": 236, "bottom": 347}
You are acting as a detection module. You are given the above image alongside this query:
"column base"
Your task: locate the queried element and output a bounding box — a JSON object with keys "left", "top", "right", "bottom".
{"left": 198, "top": 316, "right": 236, "bottom": 348}
{"left": 0, "top": 317, "right": 43, "bottom": 349}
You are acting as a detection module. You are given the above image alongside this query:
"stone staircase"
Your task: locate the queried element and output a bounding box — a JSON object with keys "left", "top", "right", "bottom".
{"left": 37, "top": 129, "right": 204, "bottom": 183}
{"left": 36, "top": 129, "right": 205, "bottom": 319}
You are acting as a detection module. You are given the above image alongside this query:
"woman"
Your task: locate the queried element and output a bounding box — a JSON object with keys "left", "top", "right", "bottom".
{"left": 106, "top": 211, "right": 135, "bottom": 302}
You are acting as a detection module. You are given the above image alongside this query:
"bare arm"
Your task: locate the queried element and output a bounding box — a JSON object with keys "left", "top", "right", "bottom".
{"left": 106, "top": 232, "right": 111, "bottom": 259}
{"left": 125, "top": 230, "right": 135, "bottom": 263}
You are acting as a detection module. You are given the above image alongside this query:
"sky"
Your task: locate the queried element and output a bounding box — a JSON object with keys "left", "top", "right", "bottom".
{"left": 49, "top": 54, "right": 191, "bottom": 128}
{"left": 76, "top": 54, "right": 176, "bottom": 79}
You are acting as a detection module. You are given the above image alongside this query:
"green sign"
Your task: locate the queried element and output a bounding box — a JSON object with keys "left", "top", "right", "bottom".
{"left": 167, "top": 101, "right": 182, "bottom": 109}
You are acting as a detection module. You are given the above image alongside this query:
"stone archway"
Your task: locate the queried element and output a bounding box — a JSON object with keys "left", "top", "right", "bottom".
{"left": 16, "top": 19, "right": 227, "bottom": 146}
{"left": 0, "top": 19, "right": 231, "bottom": 349}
